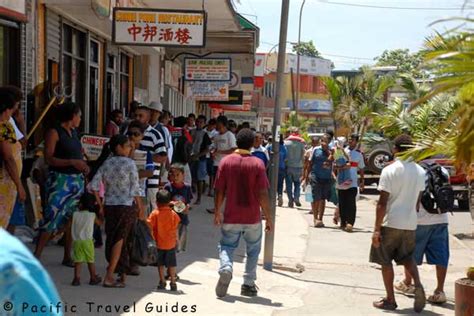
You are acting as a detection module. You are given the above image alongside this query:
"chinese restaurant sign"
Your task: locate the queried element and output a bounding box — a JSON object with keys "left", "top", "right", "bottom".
{"left": 113, "top": 8, "right": 206, "bottom": 47}
{"left": 184, "top": 58, "right": 231, "bottom": 81}
{"left": 185, "top": 81, "right": 229, "bottom": 101}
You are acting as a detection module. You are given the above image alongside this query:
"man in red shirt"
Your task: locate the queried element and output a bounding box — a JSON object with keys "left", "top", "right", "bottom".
{"left": 213, "top": 128, "right": 273, "bottom": 298}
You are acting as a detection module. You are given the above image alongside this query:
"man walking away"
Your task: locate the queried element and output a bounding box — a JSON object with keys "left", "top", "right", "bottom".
{"left": 214, "top": 129, "right": 272, "bottom": 298}
{"left": 284, "top": 127, "right": 305, "bottom": 208}
{"left": 336, "top": 134, "right": 365, "bottom": 232}
{"left": 394, "top": 166, "right": 451, "bottom": 304}
{"left": 370, "top": 134, "right": 426, "bottom": 312}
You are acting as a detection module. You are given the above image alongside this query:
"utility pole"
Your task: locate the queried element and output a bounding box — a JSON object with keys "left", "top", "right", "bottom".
{"left": 295, "top": 0, "right": 306, "bottom": 116}
{"left": 264, "top": 0, "right": 290, "bottom": 271}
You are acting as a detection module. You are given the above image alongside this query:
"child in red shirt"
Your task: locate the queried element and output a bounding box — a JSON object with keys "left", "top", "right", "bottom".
{"left": 147, "top": 190, "right": 181, "bottom": 291}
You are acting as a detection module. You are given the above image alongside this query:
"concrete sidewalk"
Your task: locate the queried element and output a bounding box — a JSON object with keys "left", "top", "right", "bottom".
{"left": 276, "top": 197, "right": 472, "bottom": 316}
{"left": 29, "top": 192, "right": 473, "bottom": 315}
{"left": 33, "top": 195, "right": 310, "bottom": 316}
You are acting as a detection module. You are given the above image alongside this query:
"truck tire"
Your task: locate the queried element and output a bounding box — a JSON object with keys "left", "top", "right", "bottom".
{"left": 367, "top": 149, "right": 391, "bottom": 174}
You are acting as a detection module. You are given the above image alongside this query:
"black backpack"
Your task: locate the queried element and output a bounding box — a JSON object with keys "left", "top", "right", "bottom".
{"left": 420, "top": 162, "right": 454, "bottom": 214}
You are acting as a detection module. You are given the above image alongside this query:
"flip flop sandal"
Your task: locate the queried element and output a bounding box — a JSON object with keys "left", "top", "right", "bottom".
{"left": 373, "top": 298, "right": 397, "bottom": 311}
{"left": 103, "top": 282, "right": 125, "bottom": 288}
{"left": 62, "top": 259, "right": 75, "bottom": 268}
{"left": 89, "top": 275, "right": 102, "bottom": 285}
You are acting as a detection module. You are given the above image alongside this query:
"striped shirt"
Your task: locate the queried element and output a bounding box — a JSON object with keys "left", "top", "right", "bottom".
{"left": 140, "top": 125, "right": 167, "bottom": 188}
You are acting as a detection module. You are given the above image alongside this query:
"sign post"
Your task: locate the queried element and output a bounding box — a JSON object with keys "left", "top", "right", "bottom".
{"left": 264, "top": 0, "right": 290, "bottom": 271}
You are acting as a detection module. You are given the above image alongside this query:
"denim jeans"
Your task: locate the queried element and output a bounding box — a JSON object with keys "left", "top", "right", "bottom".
{"left": 277, "top": 169, "right": 286, "bottom": 195}
{"left": 218, "top": 223, "right": 262, "bottom": 286}
{"left": 285, "top": 167, "right": 302, "bottom": 202}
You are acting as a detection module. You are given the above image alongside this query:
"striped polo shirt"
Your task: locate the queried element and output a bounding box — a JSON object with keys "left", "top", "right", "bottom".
{"left": 140, "top": 125, "right": 167, "bottom": 189}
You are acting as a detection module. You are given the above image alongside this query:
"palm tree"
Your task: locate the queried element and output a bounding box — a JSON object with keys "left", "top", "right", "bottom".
{"left": 405, "top": 22, "right": 474, "bottom": 164}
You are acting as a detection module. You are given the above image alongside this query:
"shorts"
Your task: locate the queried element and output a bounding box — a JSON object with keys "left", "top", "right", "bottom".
{"left": 310, "top": 175, "right": 332, "bottom": 202}
{"left": 370, "top": 226, "right": 416, "bottom": 266}
{"left": 157, "top": 248, "right": 177, "bottom": 267}
{"left": 414, "top": 224, "right": 449, "bottom": 268}
{"left": 197, "top": 159, "right": 208, "bottom": 181}
{"left": 73, "top": 239, "right": 95, "bottom": 263}
{"left": 206, "top": 158, "right": 214, "bottom": 176}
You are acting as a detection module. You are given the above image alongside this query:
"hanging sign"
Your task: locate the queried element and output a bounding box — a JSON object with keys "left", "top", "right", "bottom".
{"left": 185, "top": 81, "right": 229, "bottom": 101}
{"left": 113, "top": 8, "right": 206, "bottom": 47}
{"left": 184, "top": 58, "right": 231, "bottom": 81}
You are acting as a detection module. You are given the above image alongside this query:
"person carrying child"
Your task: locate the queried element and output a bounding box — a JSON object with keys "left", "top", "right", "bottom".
{"left": 71, "top": 194, "right": 103, "bottom": 286}
{"left": 147, "top": 190, "right": 181, "bottom": 291}
{"left": 164, "top": 163, "right": 192, "bottom": 252}
{"left": 333, "top": 137, "right": 352, "bottom": 189}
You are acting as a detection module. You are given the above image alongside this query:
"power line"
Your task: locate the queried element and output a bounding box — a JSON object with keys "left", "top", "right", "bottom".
{"left": 314, "top": 0, "right": 468, "bottom": 10}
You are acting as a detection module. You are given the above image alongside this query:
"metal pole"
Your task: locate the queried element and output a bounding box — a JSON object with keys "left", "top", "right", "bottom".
{"left": 264, "top": 0, "right": 290, "bottom": 271}
{"left": 295, "top": 0, "right": 306, "bottom": 116}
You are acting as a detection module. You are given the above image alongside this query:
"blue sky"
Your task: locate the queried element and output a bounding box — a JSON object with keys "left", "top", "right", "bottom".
{"left": 234, "top": 0, "right": 469, "bottom": 69}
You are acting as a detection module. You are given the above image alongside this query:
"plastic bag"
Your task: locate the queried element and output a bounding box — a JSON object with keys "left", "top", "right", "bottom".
{"left": 131, "top": 219, "right": 158, "bottom": 266}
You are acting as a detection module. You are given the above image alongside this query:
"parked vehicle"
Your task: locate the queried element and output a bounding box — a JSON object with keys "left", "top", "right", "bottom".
{"left": 358, "top": 133, "right": 392, "bottom": 186}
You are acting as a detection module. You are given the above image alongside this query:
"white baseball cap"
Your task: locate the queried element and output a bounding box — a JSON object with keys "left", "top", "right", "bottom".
{"left": 147, "top": 101, "right": 163, "bottom": 112}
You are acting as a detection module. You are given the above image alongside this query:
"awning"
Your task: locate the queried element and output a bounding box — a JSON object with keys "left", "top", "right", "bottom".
{"left": 43, "top": 0, "right": 162, "bottom": 56}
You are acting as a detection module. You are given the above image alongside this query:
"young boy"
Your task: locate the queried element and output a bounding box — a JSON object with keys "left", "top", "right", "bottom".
{"left": 147, "top": 190, "right": 181, "bottom": 291}
{"left": 164, "top": 163, "right": 193, "bottom": 252}
{"left": 71, "top": 194, "right": 103, "bottom": 286}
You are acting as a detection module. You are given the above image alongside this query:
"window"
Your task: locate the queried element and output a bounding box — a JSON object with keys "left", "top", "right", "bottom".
{"left": 62, "top": 24, "right": 86, "bottom": 131}
{"left": 119, "top": 53, "right": 131, "bottom": 115}
{"left": 89, "top": 40, "right": 100, "bottom": 133}
{"left": 0, "top": 24, "right": 20, "bottom": 86}
{"left": 264, "top": 81, "right": 275, "bottom": 99}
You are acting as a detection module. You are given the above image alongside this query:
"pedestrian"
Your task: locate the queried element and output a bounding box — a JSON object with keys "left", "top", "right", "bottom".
{"left": 370, "top": 134, "right": 426, "bottom": 312}
{"left": 190, "top": 115, "right": 211, "bottom": 204}
{"left": 205, "top": 118, "right": 218, "bottom": 197}
{"left": 135, "top": 106, "right": 167, "bottom": 214}
{"left": 303, "top": 135, "right": 333, "bottom": 227}
{"left": 227, "top": 120, "right": 238, "bottom": 134}
{"left": 207, "top": 116, "right": 237, "bottom": 214}
{"left": 90, "top": 134, "right": 144, "bottom": 288}
{"left": 284, "top": 127, "right": 305, "bottom": 208}
{"left": 147, "top": 189, "right": 181, "bottom": 291}
{"left": 336, "top": 134, "right": 365, "bottom": 232}
{"left": 267, "top": 135, "right": 287, "bottom": 206}
{"left": 157, "top": 110, "right": 174, "bottom": 183}
{"left": 120, "top": 100, "right": 140, "bottom": 134}
{"left": 0, "top": 86, "right": 26, "bottom": 230}
{"left": 170, "top": 116, "right": 193, "bottom": 184}
{"left": 251, "top": 132, "right": 270, "bottom": 168}
{"left": 394, "top": 166, "right": 451, "bottom": 304}
{"left": 105, "top": 109, "right": 123, "bottom": 137}
{"left": 35, "top": 102, "right": 89, "bottom": 266}
{"left": 71, "top": 194, "right": 103, "bottom": 286}
{"left": 303, "top": 137, "right": 319, "bottom": 214}
{"left": 190, "top": 115, "right": 209, "bottom": 193}
{"left": 214, "top": 128, "right": 273, "bottom": 298}
{"left": 165, "top": 163, "right": 193, "bottom": 252}
{"left": 187, "top": 113, "right": 196, "bottom": 130}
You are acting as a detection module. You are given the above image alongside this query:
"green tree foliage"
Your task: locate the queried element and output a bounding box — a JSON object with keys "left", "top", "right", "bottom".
{"left": 292, "top": 40, "right": 321, "bottom": 57}
{"left": 374, "top": 49, "right": 424, "bottom": 78}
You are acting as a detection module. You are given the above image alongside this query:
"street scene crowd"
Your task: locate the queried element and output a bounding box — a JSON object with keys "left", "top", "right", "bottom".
{"left": 0, "top": 83, "right": 461, "bottom": 314}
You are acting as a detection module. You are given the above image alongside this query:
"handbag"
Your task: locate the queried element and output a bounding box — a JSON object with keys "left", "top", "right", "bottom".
{"left": 131, "top": 219, "right": 158, "bottom": 266}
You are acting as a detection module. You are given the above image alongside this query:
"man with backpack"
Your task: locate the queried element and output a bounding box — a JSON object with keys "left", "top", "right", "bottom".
{"left": 394, "top": 163, "right": 453, "bottom": 305}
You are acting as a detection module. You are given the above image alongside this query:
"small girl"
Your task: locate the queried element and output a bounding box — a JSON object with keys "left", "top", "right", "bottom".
{"left": 334, "top": 138, "right": 352, "bottom": 189}
{"left": 71, "top": 193, "right": 103, "bottom": 286}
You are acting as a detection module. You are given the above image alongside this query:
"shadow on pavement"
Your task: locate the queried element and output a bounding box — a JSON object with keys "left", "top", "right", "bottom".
{"left": 219, "top": 295, "right": 283, "bottom": 307}
{"left": 383, "top": 308, "right": 444, "bottom": 315}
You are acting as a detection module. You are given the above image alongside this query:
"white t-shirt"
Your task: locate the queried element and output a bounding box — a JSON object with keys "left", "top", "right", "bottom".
{"left": 417, "top": 167, "right": 450, "bottom": 226}
{"left": 72, "top": 211, "right": 96, "bottom": 241}
{"left": 378, "top": 159, "right": 426, "bottom": 230}
{"left": 9, "top": 117, "right": 24, "bottom": 141}
{"left": 213, "top": 130, "right": 237, "bottom": 166}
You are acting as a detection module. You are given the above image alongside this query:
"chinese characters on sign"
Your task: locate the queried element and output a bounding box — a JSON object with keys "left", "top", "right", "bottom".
{"left": 184, "top": 58, "right": 231, "bottom": 81}
{"left": 113, "top": 8, "right": 206, "bottom": 47}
